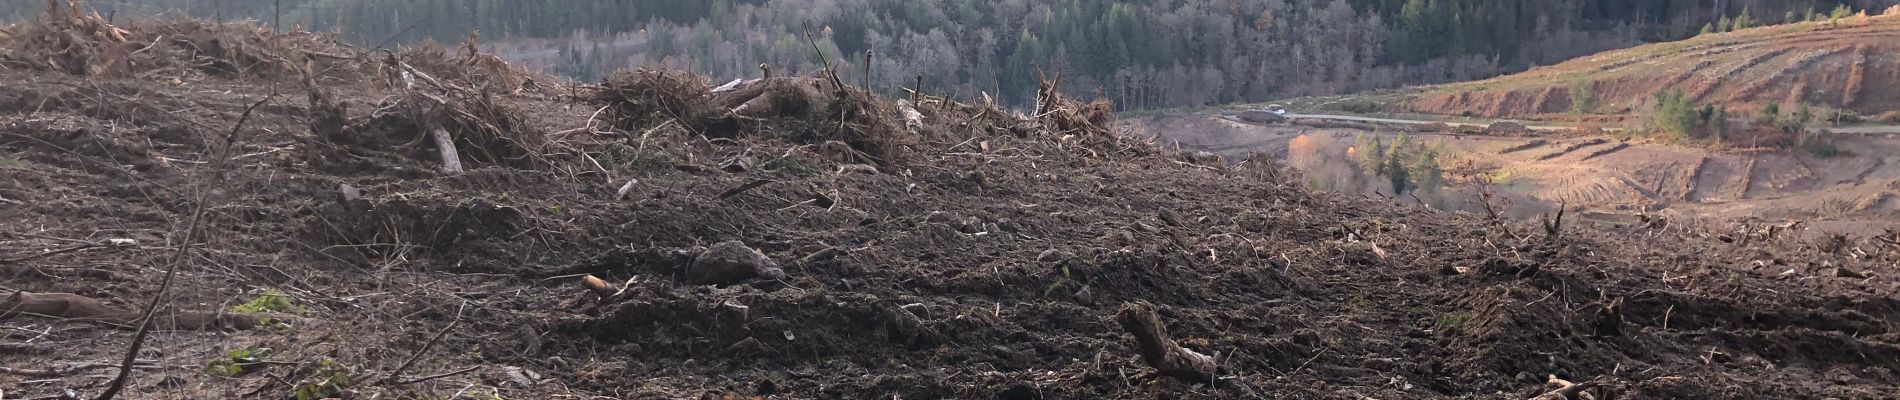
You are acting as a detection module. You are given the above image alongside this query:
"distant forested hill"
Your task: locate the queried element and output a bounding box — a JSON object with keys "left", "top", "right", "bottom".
{"left": 5, "top": 0, "right": 1894, "bottom": 109}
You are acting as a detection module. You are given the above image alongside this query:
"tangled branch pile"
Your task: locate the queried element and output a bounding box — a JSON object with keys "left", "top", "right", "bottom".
{"left": 586, "top": 69, "right": 743, "bottom": 136}
{"left": 0, "top": 0, "right": 357, "bottom": 79}
{"left": 588, "top": 69, "right": 913, "bottom": 167}
{"left": 1036, "top": 73, "right": 1116, "bottom": 137}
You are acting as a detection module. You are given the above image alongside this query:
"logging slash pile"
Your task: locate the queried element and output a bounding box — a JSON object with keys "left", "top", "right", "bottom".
{"left": 3, "top": 4, "right": 1899, "bottom": 399}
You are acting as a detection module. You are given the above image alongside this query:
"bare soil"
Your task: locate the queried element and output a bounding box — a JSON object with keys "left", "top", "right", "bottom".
{"left": 4, "top": 9, "right": 1900, "bottom": 400}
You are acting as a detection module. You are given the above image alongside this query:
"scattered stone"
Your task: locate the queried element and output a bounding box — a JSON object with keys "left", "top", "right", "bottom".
{"left": 686, "top": 241, "right": 786, "bottom": 285}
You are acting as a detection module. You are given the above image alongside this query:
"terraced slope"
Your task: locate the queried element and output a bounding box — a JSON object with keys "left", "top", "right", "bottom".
{"left": 1406, "top": 13, "right": 1900, "bottom": 119}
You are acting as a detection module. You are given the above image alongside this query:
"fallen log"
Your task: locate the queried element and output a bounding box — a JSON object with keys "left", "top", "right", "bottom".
{"left": 1116, "top": 302, "right": 1216, "bottom": 383}
{"left": 1, "top": 291, "right": 279, "bottom": 330}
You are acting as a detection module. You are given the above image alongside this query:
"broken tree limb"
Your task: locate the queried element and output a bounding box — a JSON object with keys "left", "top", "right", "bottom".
{"left": 1116, "top": 302, "right": 1216, "bottom": 383}
{"left": 378, "top": 306, "right": 463, "bottom": 385}
{"left": 431, "top": 127, "right": 465, "bottom": 174}
{"left": 1529, "top": 375, "right": 1601, "bottom": 400}
{"left": 716, "top": 179, "right": 775, "bottom": 200}
{"left": 0, "top": 361, "right": 158, "bottom": 378}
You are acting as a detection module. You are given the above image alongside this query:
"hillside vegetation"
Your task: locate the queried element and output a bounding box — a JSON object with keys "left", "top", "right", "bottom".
{"left": 1404, "top": 10, "right": 1900, "bottom": 121}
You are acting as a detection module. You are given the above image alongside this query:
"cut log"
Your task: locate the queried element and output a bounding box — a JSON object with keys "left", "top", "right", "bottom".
{"left": 431, "top": 127, "right": 465, "bottom": 174}
{"left": 1116, "top": 302, "right": 1216, "bottom": 382}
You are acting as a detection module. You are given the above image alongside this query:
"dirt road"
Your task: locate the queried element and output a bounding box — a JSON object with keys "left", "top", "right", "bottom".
{"left": 1281, "top": 113, "right": 1585, "bottom": 131}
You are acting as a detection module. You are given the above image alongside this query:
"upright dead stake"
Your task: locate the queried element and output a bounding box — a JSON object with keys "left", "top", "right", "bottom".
{"left": 1543, "top": 202, "right": 1567, "bottom": 243}
{"left": 913, "top": 75, "right": 923, "bottom": 103}
{"left": 432, "top": 127, "right": 465, "bottom": 174}
{"left": 1116, "top": 302, "right": 1216, "bottom": 383}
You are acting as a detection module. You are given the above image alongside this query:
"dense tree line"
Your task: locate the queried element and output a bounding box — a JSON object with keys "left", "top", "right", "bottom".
{"left": 4, "top": 0, "right": 1893, "bottom": 109}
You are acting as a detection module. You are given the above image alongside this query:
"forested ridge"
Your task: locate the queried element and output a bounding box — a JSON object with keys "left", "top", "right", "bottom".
{"left": 4, "top": 0, "right": 1894, "bottom": 109}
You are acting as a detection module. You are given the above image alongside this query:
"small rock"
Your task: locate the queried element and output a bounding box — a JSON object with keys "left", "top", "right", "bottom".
{"left": 721, "top": 155, "right": 754, "bottom": 173}
{"left": 1157, "top": 209, "right": 1183, "bottom": 227}
{"left": 957, "top": 217, "right": 984, "bottom": 234}
{"left": 1072, "top": 285, "right": 1095, "bottom": 306}
{"left": 338, "top": 183, "right": 361, "bottom": 201}
{"left": 502, "top": 366, "right": 536, "bottom": 387}
{"left": 686, "top": 241, "right": 786, "bottom": 285}
{"left": 1037, "top": 249, "right": 1066, "bottom": 262}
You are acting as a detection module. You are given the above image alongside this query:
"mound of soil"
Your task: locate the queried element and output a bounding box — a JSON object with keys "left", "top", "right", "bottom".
{"left": 3, "top": 8, "right": 1898, "bottom": 400}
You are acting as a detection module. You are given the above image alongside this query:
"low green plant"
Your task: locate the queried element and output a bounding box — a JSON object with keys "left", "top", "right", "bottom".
{"left": 1433, "top": 311, "right": 1473, "bottom": 333}
{"left": 205, "top": 346, "right": 272, "bottom": 377}
{"left": 230, "top": 289, "right": 308, "bottom": 314}
{"left": 294, "top": 358, "right": 357, "bottom": 400}
{"left": 1569, "top": 79, "right": 1598, "bottom": 114}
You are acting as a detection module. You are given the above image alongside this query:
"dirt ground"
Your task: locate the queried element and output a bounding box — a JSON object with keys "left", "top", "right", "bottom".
{"left": 4, "top": 9, "right": 1900, "bottom": 400}
{"left": 1135, "top": 111, "right": 1900, "bottom": 238}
